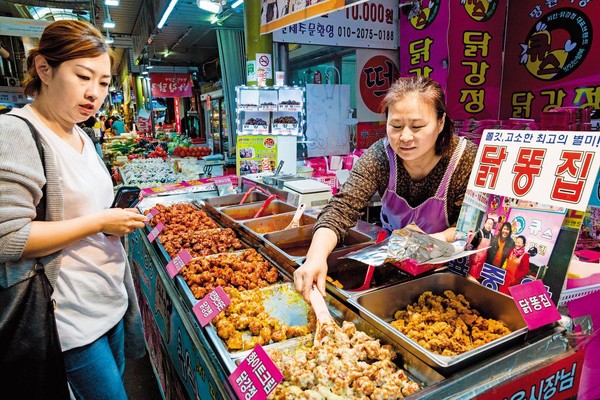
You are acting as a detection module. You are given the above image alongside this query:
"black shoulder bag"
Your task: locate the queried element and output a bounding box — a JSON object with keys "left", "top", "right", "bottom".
{"left": 0, "top": 115, "right": 70, "bottom": 399}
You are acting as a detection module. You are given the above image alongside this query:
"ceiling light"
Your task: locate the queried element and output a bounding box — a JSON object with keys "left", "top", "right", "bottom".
{"left": 158, "top": 0, "right": 179, "bottom": 29}
{"left": 198, "top": 0, "right": 221, "bottom": 13}
{"left": 210, "top": 15, "right": 219, "bottom": 24}
{"left": 231, "top": 0, "right": 243, "bottom": 9}
{"left": 105, "top": 32, "right": 114, "bottom": 44}
{"left": 103, "top": 18, "right": 115, "bottom": 29}
{"left": 104, "top": 0, "right": 119, "bottom": 5}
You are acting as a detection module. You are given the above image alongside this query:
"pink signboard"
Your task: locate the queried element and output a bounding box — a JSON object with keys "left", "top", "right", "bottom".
{"left": 228, "top": 344, "right": 284, "bottom": 400}
{"left": 500, "top": 1, "right": 600, "bottom": 121}
{"left": 192, "top": 286, "right": 231, "bottom": 327}
{"left": 165, "top": 249, "right": 193, "bottom": 279}
{"left": 509, "top": 280, "right": 561, "bottom": 330}
{"left": 399, "top": 0, "right": 449, "bottom": 86}
{"left": 446, "top": 0, "right": 507, "bottom": 120}
{"left": 151, "top": 73, "right": 193, "bottom": 98}
{"left": 146, "top": 221, "right": 164, "bottom": 243}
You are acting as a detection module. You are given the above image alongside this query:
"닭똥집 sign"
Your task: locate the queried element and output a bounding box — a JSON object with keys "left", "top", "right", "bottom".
{"left": 468, "top": 129, "right": 600, "bottom": 212}
{"left": 165, "top": 249, "right": 193, "bottom": 279}
{"left": 228, "top": 344, "right": 284, "bottom": 400}
{"left": 509, "top": 280, "right": 561, "bottom": 330}
{"left": 192, "top": 286, "right": 231, "bottom": 327}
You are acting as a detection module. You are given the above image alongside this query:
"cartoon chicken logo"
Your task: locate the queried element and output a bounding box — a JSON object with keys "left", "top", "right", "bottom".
{"left": 461, "top": 0, "right": 497, "bottom": 22}
{"left": 519, "top": 9, "right": 592, "bottom": 81}
{"left": 409, "top": 0, "right": 440, "bottom": 30}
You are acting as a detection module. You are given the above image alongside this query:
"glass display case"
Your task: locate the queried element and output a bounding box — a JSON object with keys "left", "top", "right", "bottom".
{"left": 205, "top": 96, "right": 229, "bottom": 156}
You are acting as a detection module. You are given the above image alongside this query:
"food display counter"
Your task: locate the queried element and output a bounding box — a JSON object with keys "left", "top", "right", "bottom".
{"left": 127, "top": 191, "right": 578, "bottom": 400}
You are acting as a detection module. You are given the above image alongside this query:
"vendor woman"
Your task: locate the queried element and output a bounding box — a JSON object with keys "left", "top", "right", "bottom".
{"left": 294, "top": 76, "right": 478, "bottom": 301}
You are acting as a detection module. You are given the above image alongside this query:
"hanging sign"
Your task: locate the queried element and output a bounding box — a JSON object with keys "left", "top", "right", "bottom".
{"left": 260, "top": 0, "right": 368, "bottom": 35}
{"left": 0, "top": 16, "right": 49, "bottom": 37}
{"left": 273, "top": 0, "right": 398, "bottom": 50}
{"left": 499, "top": 1, "right": 599, "bottom": 120}
{"left": 151, "top": 73, "right": 193, "bottom": 98}
{"left": 356, "top": 49, "right": 399, "bottom": 122}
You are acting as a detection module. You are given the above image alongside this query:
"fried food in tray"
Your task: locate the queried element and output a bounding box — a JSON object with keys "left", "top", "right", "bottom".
{"left": 213, "top": 286, "right": 316, "bottom": 352}
{"left": 161, "top": 227, "right": 244, "bottom": 259}
{"left": 145, "top": 203, "right": 219, "bottom": 231}
{"left": 390, "top": 290, "right": 512, "bottom": 356}
{"left": 181, "top": 249, "right": 279, "bottom": 300}
{"left": 267, "top": 320, "right": 421, "bottom": 399}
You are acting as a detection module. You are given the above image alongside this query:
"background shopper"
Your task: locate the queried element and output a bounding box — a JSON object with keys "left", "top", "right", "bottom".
{"left": 294, "top": 76, "right": 478, "bottom": 301}
{"left": 0, "top": 20, "right": 147, "bottom": 399}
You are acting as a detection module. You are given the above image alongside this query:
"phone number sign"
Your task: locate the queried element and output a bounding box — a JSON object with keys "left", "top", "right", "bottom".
{"left": 273, "top": 0, "right": 397, "bottom": 50}
{"left": 468, "top": 129, "right": 600, "bottom": 212}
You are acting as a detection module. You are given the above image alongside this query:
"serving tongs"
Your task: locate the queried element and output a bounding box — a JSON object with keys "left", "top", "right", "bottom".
{"left": 252, "top": 193, "right": 285, "bottom": 219}
{"left": 348, "top": 230, "right": 388, "bottom": 292}
{"left": 284, "top": 203, "right": 306, "bottom": 230}
{"left": 238, "top": 185, "right": 270, "bottom": 205}
{"left": 309, "top": 287, "right": 342, "bottom": 346}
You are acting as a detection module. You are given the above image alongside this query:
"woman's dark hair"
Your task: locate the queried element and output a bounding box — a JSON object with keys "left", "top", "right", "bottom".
{"left": 500, "top": 222, "right": 513, "bottom": 235}
{"left": 23, "top": 20, "right": 114, "bottom": 97}
{"left": 380, "top": 75, "right": 453, "bottom": 155}
{"left": 516, "top": 235, "right": 527, "bottom": 245}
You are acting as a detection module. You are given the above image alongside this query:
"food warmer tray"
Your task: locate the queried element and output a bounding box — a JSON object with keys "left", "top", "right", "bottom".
{"left": 214, "top": 200, "right": 297, "bottom": 231}
{"left": 348, "top": 272, "right": 529, "bottom": 374}
{"left": 238, "top": 211, "right": 317, "bottom": 247}
{"left": 202, "top": 191, "right": 270, "bottom": 225}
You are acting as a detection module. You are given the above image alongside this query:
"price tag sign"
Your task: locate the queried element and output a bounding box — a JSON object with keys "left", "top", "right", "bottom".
{"left": 509, "top": 280, "right": 561, "bottom": 330}
{"left": 146, "top": 221, "right": 164, "bottom": 243}
{"left": 165, "top": 249, "right": 192, "bottom": 279}
{"left": 192, "top": 286, "right": 231, "bottom": 327}
{"left": 147, "top": 207, "right": 159, "bottom": 219}
{"left": 228, "top": 344, "right": 283, "bottom": 400}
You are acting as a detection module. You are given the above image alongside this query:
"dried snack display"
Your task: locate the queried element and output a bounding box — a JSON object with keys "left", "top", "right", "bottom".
{"left": 180, "top": 249, "right": 279, "bottom": 299}
{"left": 273, "top": 116, "right": 298, "bottom": 124}
{"left": 390, "top": 290, "right": 512, "bottom": 356}
{"left": 267, "top": 320, "right": 421, "bottom": 399}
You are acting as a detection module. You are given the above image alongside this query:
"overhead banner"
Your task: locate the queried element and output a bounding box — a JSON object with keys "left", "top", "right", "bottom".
{"left": 260, "top": 0, "right": 368, "bottom": 35}
{"left": 398, "top": 0, "right": 449, "bottom": 87}
{"left": 445, "top": 0, "right": 507, "bottom": 120}
{"left": 273, "top": 0, "right": 398, "bottom": 50}
{"left": 500, "top": 1, "right": 600, "bottom": 120}
{"left": 356, "top": 48, "right": 399, "bottom": 122}
{"left": 0, "top": 16, "right": 49, "bottom": 37}
{"left": 150, "top": 73, "right": 193, "bottom": 98}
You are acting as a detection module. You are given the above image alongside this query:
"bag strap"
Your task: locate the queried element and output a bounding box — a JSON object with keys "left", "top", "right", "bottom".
{"left": 5, "top": 114, "right": 47, "bottom": 221}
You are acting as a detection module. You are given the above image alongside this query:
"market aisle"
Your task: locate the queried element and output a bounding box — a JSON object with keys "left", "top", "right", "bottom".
{"left": 124, "top": 353, "right": 163, "bottom": 400}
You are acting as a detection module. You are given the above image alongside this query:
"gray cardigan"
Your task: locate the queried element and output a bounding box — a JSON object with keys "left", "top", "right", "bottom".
{"left": 0, "top": 115, "right": 146, "bottom": 358}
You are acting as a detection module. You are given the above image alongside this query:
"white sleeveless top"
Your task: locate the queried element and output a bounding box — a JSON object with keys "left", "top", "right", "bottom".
{"left": 12, "top": 105, "right": 127, "bottom": 351}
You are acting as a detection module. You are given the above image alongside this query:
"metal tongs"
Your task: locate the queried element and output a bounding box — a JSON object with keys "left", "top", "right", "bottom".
{"left": 238, "top": 185, "right": 270, "bottom": 205}
{"left": 252, "top": 193, "right": 285, "bottom": 219}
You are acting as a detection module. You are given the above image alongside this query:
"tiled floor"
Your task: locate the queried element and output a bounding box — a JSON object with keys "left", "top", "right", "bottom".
{"left": 124, "top": 353, "right": 163, "bottom": 400}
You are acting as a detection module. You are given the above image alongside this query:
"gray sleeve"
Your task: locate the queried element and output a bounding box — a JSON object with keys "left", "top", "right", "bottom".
{"left": 0, "top": 116, "right": 46, "bottom": 262}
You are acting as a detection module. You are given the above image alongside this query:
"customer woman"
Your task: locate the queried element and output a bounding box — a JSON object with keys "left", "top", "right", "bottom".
{"left": 294, "top": 76, "right": 478, "bottom": 301}
{"left": 0, "top": 20, "right": 147, "bottom": 399}
{"left": 485, "top": 222, "right": 515, "bottom": 269}
{"left": 499, "top": 235, "right": 530, "bottom": 294}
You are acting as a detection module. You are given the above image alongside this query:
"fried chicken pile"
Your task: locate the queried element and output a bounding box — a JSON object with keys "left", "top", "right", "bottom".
{"left": 213, "top": 287, "right": 315, "bottom": 352}
{"left": 268, "top": 320, "right": 421, "bottom": 399}
{"left": 181, "top": 249, "right": 279, "bottom": 299}
{"left": 391, "top": 290, "right": 512, "bottom": 356}
{"left": 144, "top": 203, "right": 243, "bottom": 258}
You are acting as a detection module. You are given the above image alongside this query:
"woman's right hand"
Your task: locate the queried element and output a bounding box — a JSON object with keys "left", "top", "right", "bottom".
{"left": 98, "top": 208, "right": 147, "bottom": 237}
{"left": 294, "top": 257, "right": 328, "bottom": 303}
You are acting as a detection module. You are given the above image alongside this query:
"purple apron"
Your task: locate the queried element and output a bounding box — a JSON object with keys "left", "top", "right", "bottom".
{"left": 380, "top": 138, "right": 467, "bottom": 234}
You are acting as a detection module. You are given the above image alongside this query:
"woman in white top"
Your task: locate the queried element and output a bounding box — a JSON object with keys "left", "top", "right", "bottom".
{"left": 0, "top": 20, "right": 146, "bottom": 399}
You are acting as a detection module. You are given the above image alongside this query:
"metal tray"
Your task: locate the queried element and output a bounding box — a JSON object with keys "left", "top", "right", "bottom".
{"left": 348, "top": 272, "right": 528, "bottom": 373}
{"left": 239, "top": 211, "right": 317, "bottom": 248}
{"left": 227, "top": 292, "right": 445, "bottom": 392}
{"left": 216, "top": 200, "right": 297, "bottom": 231}
{"left": 202, "top": 191, "right": 270, "bottom": 226}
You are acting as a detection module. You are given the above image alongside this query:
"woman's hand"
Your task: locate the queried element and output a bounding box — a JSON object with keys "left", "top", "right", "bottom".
{"left": 294, "top": 257, "right": 328, "bottom": 303}
{"left": 98, "top": 208, "right": 147, "bottom": 237}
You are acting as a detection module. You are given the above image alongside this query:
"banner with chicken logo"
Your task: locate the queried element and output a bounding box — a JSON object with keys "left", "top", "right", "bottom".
{"left": 446, "top": 0, "right": 508, "bottom": 120}
{"left": 499, "top": 1, "right": 599, "bottom": 120}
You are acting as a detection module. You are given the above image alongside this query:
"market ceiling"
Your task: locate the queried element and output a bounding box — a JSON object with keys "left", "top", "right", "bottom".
{"left": 0, "top": 0, "right": 244, "bottom": 76}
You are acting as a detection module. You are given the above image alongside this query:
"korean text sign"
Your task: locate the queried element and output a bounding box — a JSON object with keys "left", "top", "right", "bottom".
{"left": 228, "top": 344, "right": 283, "bottom": 400}
{"left": 151, "top": 73, "right": 193, "bottom": 98}
{"left": 468, "top": 129, "right": 600, "bottom": 212}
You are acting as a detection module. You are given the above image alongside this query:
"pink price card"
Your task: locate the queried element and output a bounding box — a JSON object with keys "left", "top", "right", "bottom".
{"left": 192, "top": 286, "right": 231, "bottom": 327}
{"left": 146, "top": 221, "right": 164, "bottom": 243}
{"left": 165, "top": 249, "right": 193, "bottom": 279}
{"left": 509, "top": 280, "right": 561, "bottom": 330}
{"left": 146, "top": 207, "right": 159, "bottom": 219}
{"left": 228, "top": 344, "right": 283, "bottom": 400}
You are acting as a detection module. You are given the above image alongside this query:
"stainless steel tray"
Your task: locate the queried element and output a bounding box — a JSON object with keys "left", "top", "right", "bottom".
{"left": 239, "top": 212, "right": 317, "bottom": 247}
{"left": 202, "top": 192, "right": 270, "bottom": 227}
{"left": 348, "top": 272, "right": 528, "bottom": 373}
{"left": 216, "top": 200, "right": 297, "bottom": 230}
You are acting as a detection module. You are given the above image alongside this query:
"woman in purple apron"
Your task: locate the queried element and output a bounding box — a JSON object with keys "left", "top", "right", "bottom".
{"left": 466, "top": 217, "right": 495, "bottom": 279}
{"left": 294, "top": 76, "right": 478, "bottom": 301}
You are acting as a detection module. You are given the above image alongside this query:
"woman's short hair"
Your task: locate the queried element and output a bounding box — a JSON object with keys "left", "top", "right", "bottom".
{"left": 23, "top": 20, "right": 113, "bottom": 97}
{"left": 380, "top": 75, "right": 453, "bottom": 155}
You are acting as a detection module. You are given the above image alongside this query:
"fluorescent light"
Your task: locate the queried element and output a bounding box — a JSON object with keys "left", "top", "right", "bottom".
{"left": 105, "top": 0, "right": 119, "bottom": 5}
{"left": 210, "top": 15, "right": 219, "bottom": 24}
{"left": 105, "top": 33, "right": 114, "bottom": 44}
{"left": 158, "top": 0, "right": 179, "bottom": 29}
{"left": 103, "top": 19, "right": 115, "bottom": 29}
{"left": 198, "top": 0, "right": 221, "bottom": 13}
{"left": 231, "top": 0, "right": 243, "bottom": 9}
